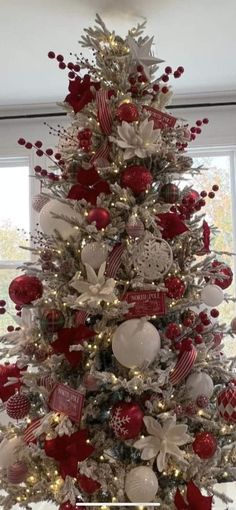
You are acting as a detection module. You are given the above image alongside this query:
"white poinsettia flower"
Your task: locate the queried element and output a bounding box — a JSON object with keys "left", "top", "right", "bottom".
{"left": 109, "top": 118, "right": 161, "bottom": 160}
{"left": 70, "top": 262, "right": 117, "bottom": 304}
{"left": 134, "top": 415, "right": 191, "bottom": 472}
{"left": 0, "top": 437, "right": 23, "bottom": 469}
{"left": 5, "top": 308, "right": 35, "bottom": 355}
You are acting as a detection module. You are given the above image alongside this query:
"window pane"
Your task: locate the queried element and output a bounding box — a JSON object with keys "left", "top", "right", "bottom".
{"left": 0, "top": 269, "right": 21, "bottom": 336}
{"left": 0, "top": 166, "right": 30, "bottom": 262}
{"left": 192, "top": 155, "right": 235, "bottom": 356}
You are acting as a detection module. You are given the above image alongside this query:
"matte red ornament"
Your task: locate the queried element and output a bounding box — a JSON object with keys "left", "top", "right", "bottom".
{"left": 192, "top": 432, "right": 217, "bottom": 459}
{"left": 218, "top": 384, "right": 236, "bottom": 422}
{"left": 116, "top": 102, "right": 139, "bottom": 123}
{"left": 41, "top": 308, "right": 65, "bottom": 332}
{"left": 174, "top": 480, "right": 213, "bottom": 510}
{"left": 9, "top": 275, "right": 43, "bottom": 305}
{"left": 77, "top": 473, "right": 101, "bottom": 494}
{"left": 6, "top": 393, "right": 31, "bottom": 420}
{"left": 210, "top": 260, "right": 233, "bottom": 290}
{"left": 0, "top": 364, "right": 26, "bottom": 402}
{"left": 52, "top": 326, "right": 95, "bottom": 366}
{"left": 121, "top": 165, "right": 152, "bottom": 195}
{"left": 87, "top": 207, "right": 110, "bottom": 230}
{"left": 159, "top": 183, "right": 179, "bottom": 203}
{"left": 164, "top": 275, "right": 186, "bottom": 299}
{"left": 7, "top": 461, "right": 28, "bottom": 484}
{"left": 110, "top": 401, "right": 144, "bottom": 439}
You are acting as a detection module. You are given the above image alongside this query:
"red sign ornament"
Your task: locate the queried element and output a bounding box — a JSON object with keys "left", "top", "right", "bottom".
{"left": 48, "top": 383, "right": 84, "bottom": 424}
{"left": 144, "top": 106, "right": 177, "bottom": 129}
{"left": 123, "top": 290, "right": 166, "bottom": 318}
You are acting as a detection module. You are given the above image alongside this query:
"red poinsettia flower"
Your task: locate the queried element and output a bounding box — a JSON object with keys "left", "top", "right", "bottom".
{"left": 44, "top": 429, "right": 94, "bottom": 478}
{"left": 174, "top": 480, "right": 213, "bottom": 510}
{"left": 67, "top": 165, "right": 110, "bottom": 205}
{"left": 77, "top": 473, "right": 101, "bottom": 494}
{"left": 0, "top": 364, "right": 27, "bottom": 402}
{"left": 51, "top": 326, "right": 95, "bottom": 367}
{"left": 157, "top": 212, "right": 189, "bottom": 240}
{"left": 65, "top": 74, "right": 100, "bottom": 113}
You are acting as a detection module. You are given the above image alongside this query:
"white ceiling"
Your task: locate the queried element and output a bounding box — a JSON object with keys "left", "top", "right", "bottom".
{"left": 1, "top": 0, "right": 236, "bottom": 109}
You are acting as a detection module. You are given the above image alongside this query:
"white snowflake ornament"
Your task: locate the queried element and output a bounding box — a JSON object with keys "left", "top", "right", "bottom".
{"left": 127, "top": 34, "right": 164, "bottom": 80}
{"left": 70, "top": 262, "right": 117, "bottom": 305}
{"left": 109, "top": 118, "right": 161, "bottom": 160}
{"left": 132, "top": 233, "right": 173, "bottom": 281}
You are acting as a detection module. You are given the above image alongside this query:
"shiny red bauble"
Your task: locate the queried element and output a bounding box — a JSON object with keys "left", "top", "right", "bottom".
{"left": 87, "top": 207, "right": 110, "bottom": 230}
{"left": 9, "top": 275, "right": 43, "bottom": 305}
{"left": 6, "top": 393, "right": 31, "bottom": 420}
{"left": 183, "top": 189, "right": 200, "bottom": 203}
{"left": 121, "top": 165, "right": 152, "bottom": 195}
{"left": 164, "top": 275, "right": 186, "bottom": 299}
{"left": 41, "top": 308, "right": 65, "bottom": 333}
{"left": 110, "top": 401, "right": 144, "bottom": 439}
{"left": 116, "top": 102, "right": 139, "bottom": 123}
{"left": 192, "top": 432, "right": 217, "bottom": 459}
{"left": 159, "top": 183, "right": 179, "bottom": 203}
{"left": 211, "top": 260, "right": 233, "bottom": 290}
{"left": 218, "top": 385, "right": 236, "bottom": 422}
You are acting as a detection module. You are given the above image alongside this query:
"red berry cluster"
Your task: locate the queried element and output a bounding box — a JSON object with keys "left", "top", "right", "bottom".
{"left": 128, "top": 65, "right": 148, "bottom": 96}
{"left": 18, "top": 139, "right": 66, "bottom": 181}
{"left": 48, "top": 51, "right": 80, "bottom": 79}
{"left": 170, "top": 184, "right": 219, "bottom": 220}
{"left": 0, "top": 299, "right": 6, "bottom": 315}
{"left": 190, "top": 118, "right": 209, "bottom": 141}
{"left": 77, "top": 128, "right": 92, "bottom": 152}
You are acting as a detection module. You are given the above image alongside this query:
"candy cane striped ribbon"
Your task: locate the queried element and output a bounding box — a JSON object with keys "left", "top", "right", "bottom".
{"left": 96, "top": 89, "right": 113, "bottom": 135}
{"left": 23, "top": 417, "right": 43, "bottom": 444}
{"left": 90, "top": 141, "right": 110, "bottom": 165}
{"left": 170, "top": 347, "right": 197, "bottom": 386}
{"left": 106, "top": 244, "right": 125, "bottom": 278}
{"left": 75, "top": 310, "right": 90, "bottom": 325}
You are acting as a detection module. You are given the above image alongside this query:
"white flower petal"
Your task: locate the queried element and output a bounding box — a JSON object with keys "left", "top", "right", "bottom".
{"left": 97, "top": 262, "right": 106, "bottom": 283}
{"left": 156, "top": 449, "right": 166, "bottom": 472}
{"left": 143, "top": 416, "right": 163, "bottom": 439}
{"left": 70, "top": 281, "right": 90, "bottom": 293}
{"left": 141, "top": 446, "right": 157, "bottom": 460}
{"left": 85, "top": 264, "right": 99, "bottom": 285}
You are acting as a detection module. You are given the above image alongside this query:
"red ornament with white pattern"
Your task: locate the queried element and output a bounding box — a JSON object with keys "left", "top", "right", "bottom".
{"left": 110, "top": 401, "right": 144, "bottom": 439}
{"left": 210, "top": 260, "right": 233, "bottom": 290}
{"left": 6, "top": 393, "right": 31, "bottom": 420}
{"left": 218, "top": 383, "right": 236, "bottom": 423}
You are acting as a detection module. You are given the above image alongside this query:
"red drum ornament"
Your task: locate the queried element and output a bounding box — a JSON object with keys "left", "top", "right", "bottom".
{"left": 9, "top": 275, "right": 43, "bottom": 305}
{"left": 121, "top": 166, "right": 152, "bottom": 195}
{"left": 110, "top": 401, "right": 144, "bottom": 439}
{"left": 87, "top": 207, "right": 110, "bottom": 230}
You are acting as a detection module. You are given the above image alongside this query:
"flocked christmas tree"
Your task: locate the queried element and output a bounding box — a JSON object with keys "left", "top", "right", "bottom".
{"left": 1, "top": 14, "right": 236, "bottom": 510}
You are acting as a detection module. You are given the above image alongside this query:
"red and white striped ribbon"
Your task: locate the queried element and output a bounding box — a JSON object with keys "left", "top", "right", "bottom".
{"left": 23, "top": 417, "right": 43, "bottom": 444}
{"left": 170, "top": 347, "right": 197, "bottom": 386}
{"left": 90, "top": 140, "right": 110, "bottom": 165}
{"left": 106, "top": 244, "right": 125, "bottom": 278}
{"left": 75, "top": 310, "right": 90, "bottom": 325}
{"left": 96, "top": 89, "right": 113, "bottom": 135}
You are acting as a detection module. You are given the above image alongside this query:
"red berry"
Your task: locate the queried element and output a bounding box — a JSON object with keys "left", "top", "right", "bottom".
{"left": 162, "top": 74, "right": 169, "bottom": 82}
{"left": 0, "top": 300, "right": 6, "bottom": 306}
{"left": 212, "top": 184, "right": 219, "bottom": 192}
{"left": 196, "top": 120, "right": 202, "bottom": 126}
{"left": 68, "top": 71, "right": 75, "bottom": 79}
{"left": 198, "top": 199, "right": 206, "bottom": 206}
{"left": 35, "top": 141, "right": 42, "bottom": 148}
{"left": 202, "top": 317, "right": 211, "bottom": 326}
{"left": 165, "top": 323, "right": 181, "bottom": 340}
{"left": 183, "top": 318, "right": 193, "bottom": 327}
{"left": 195, "top": 127, "right": 202, "bottom": 134}
{"left": 195, "top": 334, "right": 203, "bottom": 344}
{"left": 211, "top": 308, "right": 219, "bottom": 318}
{"left": 25, "top": 142, "right": 32, "bottom": 149}
{"left": 48, "top": 172, "right": 55, "bottom": 180}
{"left": 15, "top": 305, "right": 21, "bottom": 311}
{"left": 137, "top": 64, "right": 144, "bottom": 72}
{"left": 56, "top": 54, "right": 64, "bottom": 62}
{"left": 46, "top": 149, "right": 53, "bottom": 156}
{"left": 73, "top": 64, "right": 81, "bottom": 72}
{"left": 59, "top": 62, "right": 66, "bottom": 70}
{"left": 130, "top": 86, "right": 138, "bottom": 95}
{"left": 165, "top": 66, "right": 172, "bottom": 74}
{"left": 203, "top": 118, "right": 209, "bottom": 124}
{"left": 181, "top": 338, "right": 193, "bottom": 351}
{"left": 36, "top": 149, "right": 43, "bottom": 157}
{"left": 18, "top": 138, "right": 26, "bottom": 145}
{"left": 0, "top": 308, "right": 6, "bottom": 314}
{"left": 208, "top": 191, "right": 215, "bottom": 199}
{"left": 54, "top": 153, "right": 61, "bottom": 160}
{"left": 153, "top": 84, "right": 160, "bottom": 92}
{"left": 190, "top": 127, "right": 196, "bottom": 133}
{"left": 174, "top": 341, "right": 182, "bottom": 351}
{"left": 7, "top": 326, "right": 14, "bottom": 332}
{"left": 195, "top": 324, "right": 204, "bottom": 334}
{"left": 48, "top": 51, "right": 55, "bottom": 59}
{"left": 67, "top": 62, "right": 74, "bottom": 70}
{"left": 41, "top": 170, "right": 48, "bottom": 177}
{"left": 199, "top": 311, "right": 208, "bottom": 322}
{"left": 34, "top": 165, "right": 42, "bottom": 173}
{"left": 129, "top": 76, "right": 136, "bottom": 85}
{"left": 162, "top": 86, "right": 169, "bottom": 94}
{"left": 177, "top": 66, "right": 184, "bottom": 73}
{"left": 200, "top": 190, "right": 207, "bottom": 198}
{"left": 174, "top": 70, "right": 181, "bottom": 78}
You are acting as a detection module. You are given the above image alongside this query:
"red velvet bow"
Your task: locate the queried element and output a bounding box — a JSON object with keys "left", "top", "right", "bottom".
{"left": 174, "top": 481, "right": 213, "bottom": 510}
{"left": 157, "top": 212, "right": 189, "bottom": 240}
{"left": 0, "top": 364, "right": 27, "bottom": 402}
{"left": 51, "top": 326, "right": 95, "bottom": 367}
{"left": 44, "top": 429, "right": 94, "bottom": 478}
{"left": 65, "top": 75, "right": 100, "bottom": 113}
{"left": 67, "top": 165, "right": 110, "bottom": 205}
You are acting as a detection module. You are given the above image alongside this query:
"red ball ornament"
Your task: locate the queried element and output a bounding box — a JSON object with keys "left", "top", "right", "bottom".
{"left": 159, "top": 183, "right": 179, "bottom": 204}
{"left": 9, "top": 275, "right": 43, "bottom": 305}
{"left": 7, "top": 461, "right": 28, "bottom": 484}
{"left": 110, "top": 401, "right": 144, "bottom": 439}
{"left": 211, "top": 260, "right": 233, "bottom": 290}
{"left": 192, "top": 432, "right": 217, "bottom": 459}
{"left": 183, "top": 189, "right": 200, "bottom": 203}
{"left": 164, "top": 275, "right": 186, "bottom": 299}
{"left": 6, "top": 393, "right": 31, "bottom": 420}
{"left": 116, "top": 102, "right": 139, "bottom": 123}
{"left": 218, "top": 384, "right": 236, "bottom": 422}
{"left": 87, "top": 207, "right": 110, "bottom": 230}
{"left": 121, "top": 166, "right": 152, "bottom": 195}
{"left": 41, "top": 308, "right": 65, "bottom": 333}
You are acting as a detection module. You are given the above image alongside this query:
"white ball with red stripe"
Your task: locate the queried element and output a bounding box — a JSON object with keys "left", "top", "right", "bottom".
{"left": 32, "top": 194, "right": 50, "bottom": 213}
{"left": 126, "top": 215, "right": 145, "bottom": 239}
{"left": 81, "top": 242, "right": 108, "bottom": 270}
{"left": 218, "top": 383, "right": 236, "bottom": 423}
{"left": 169, "top": 347, "right": 197, "bottom": 386}
{"left": 6, "top": 393, "right": 31, "bottom": 420}
{"left": 7, "top": 461, "right": 28, "bottom": 484}
{"left": 37, "top": 375, "right": 56, "bottom": 392}
{"left": 186, "top": 371, "right": 214, "bottom": 401}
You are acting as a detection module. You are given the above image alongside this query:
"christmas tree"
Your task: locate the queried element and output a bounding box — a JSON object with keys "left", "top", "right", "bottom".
{"left": 1, "top": 13, "right": 236, "bottom": 509}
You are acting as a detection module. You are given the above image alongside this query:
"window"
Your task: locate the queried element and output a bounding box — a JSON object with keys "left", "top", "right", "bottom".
{"left": 0, "top": 157, "right": 31, "bottom": 335}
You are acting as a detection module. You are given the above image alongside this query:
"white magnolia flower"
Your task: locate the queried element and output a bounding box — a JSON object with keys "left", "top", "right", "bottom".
{"left": 5, "top": 308, "right": 34, "bottom": 355}
{"left": 70, "top": 262, "right": 116, "bottom": 305}
{"left": 110, "top": 118, "right": 161, "bottom": 160}
{"left": 134, "top": 415, "right": 191, "bottom": 472}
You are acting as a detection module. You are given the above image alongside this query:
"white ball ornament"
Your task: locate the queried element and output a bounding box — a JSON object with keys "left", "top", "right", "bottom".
{"left": 81, "top": 242, "right": 109, "bottom": 270}
{"left": 125, "top": 466, "right": 159, "bottom": 502}
{"left": 186, "top": 372, "right": 214, "bottom": 400}
{"left": 32, "top": 194, "right": 50, "bottom": 213}
{"left": 39, "top": 199, "right": 81, "bottom": 240}
{"left": 112, "top": 319, "right": 160, "bottom": 369}
{"left": 201, "top": 284, "right": 224, "bottom": 307}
